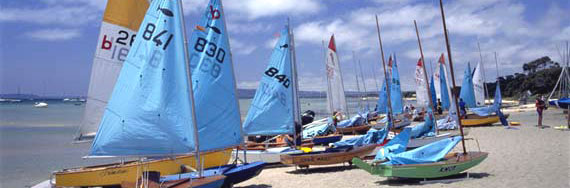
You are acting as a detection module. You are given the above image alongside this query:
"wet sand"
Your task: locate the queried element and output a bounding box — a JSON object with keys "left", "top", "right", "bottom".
{"left": 236, "top": 107, "right": 570, "bottom": 188}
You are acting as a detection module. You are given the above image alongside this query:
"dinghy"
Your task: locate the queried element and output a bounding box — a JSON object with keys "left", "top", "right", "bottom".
{"left": 236, "top": 20, "right": 304, "bottom": 164}
{"left": 53, "top": 0, "right": 230, "bottom": 187}
{"left": 353, "top": 10, "right": 488, "bottom": 179}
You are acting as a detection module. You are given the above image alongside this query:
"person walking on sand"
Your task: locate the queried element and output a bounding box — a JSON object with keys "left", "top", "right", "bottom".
{"left": 536, "top": 97, "right": 546, "bottom": 128}
{"left": 459, "top": 98, "right": 467, "bottom": 119}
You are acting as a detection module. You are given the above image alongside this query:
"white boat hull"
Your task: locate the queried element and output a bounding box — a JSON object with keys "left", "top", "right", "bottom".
{"left": 233, "top": 147, "right": 303, "bottom": 164}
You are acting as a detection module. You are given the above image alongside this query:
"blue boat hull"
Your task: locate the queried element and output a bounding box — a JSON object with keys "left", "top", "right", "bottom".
{"left": 549, "top": 98, "right": 570, "bottom": 109}
{"left": 311, "top": 135, "right": 342, "bottom": 145}
{"left": 162, "top": 162, "right": 265, "bottom": 187}
{"left": 222, "top": 162, "right": 265, "bottom": 187}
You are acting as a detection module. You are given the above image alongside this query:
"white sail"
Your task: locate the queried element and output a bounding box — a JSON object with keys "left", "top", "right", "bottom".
{"left": 75, "top": 0, "right": 149, "bottom": 141}
{"left": 433, "top": 62, "right": 442, "bottom": 99}
{"left": 414, "top": 58, "right": 429, "bottom": 107}
{"left": 473, "top": 62, "right": 485, "bottom": 106}
{"left": 325, "top": 35, "right": 348, "bottom": 115}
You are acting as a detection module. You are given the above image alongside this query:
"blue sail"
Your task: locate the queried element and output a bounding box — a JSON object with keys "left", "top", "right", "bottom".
{"left": 390, "top": 54, "right": 403, "bottom": 114}
{"left": 384, "top": 136, "right": 462, "bottom": 165}
{"left": 430, "top": 75, "right": 437, "bottom": 109}
{"left": 374, "top": 127, "right": 411, "bottom": 161}
{"left": 471, "top": 79, "right": 503, "bottom": 117}
{"left": 459, "top": 63, "right": 476, "bottom": 107}
{"left": 90, "top": 0, "right": 196, "bottom": 156}
{"left": 439, "top": 64, "right": 450, "bottom": 110}
{"left": 243, "top": 26, "right": 294, "bottom": 136}
{"left": 376, "top": 80, "right": 388, "bottom": 113}
{"left": 188, "top": 0, "right": 242, "bottom": 151}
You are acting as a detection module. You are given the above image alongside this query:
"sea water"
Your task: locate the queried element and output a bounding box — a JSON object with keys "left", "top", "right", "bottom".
{"left": 0, "top": 97, "right": 395, "bottom": 187}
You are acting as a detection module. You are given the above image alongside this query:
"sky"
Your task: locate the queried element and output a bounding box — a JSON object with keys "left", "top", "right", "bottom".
{"left": 0, "top": 0, "right": 569, "bottom": 97}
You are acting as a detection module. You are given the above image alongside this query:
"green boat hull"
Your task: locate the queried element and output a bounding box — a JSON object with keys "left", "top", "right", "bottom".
{"left": 352, "top": 152, "right": 488, "bottom": 178}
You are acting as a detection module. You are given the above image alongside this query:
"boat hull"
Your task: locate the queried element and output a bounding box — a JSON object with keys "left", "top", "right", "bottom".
{"left": 311, "top": 134, "right": 343, "bottom": 145}
{"left": 121, "top": 175, "right": 226, "bottom": 188}
{"left": 461, "top": 114, "right": 509, "bottom": 127}
{"left": 337, "top": 125, "right": 372, "bottom": 135}
{"left": 353, "top": 151, "right": 488, "bottom": 178}
{"left": 280, "top": 144, "right": 376, "bottom": 166}
{"left": 54, "top": 148, "right": 232, "bottom": 187}
{"left": 233, "top": 147, "right": 303, "bottom": 164}
{"left": 222, "top": 162, "right": 265, "bottom": 187}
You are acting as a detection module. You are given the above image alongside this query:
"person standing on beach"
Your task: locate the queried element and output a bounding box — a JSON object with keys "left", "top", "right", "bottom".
{"left": 437, "top": 98, "right": 443, "bottom": 115}
{"left": 459, "top": 98, "right": 467, "bottom": 119}
{"left": 536, "top": 97, "right": 546, "bottom": 128}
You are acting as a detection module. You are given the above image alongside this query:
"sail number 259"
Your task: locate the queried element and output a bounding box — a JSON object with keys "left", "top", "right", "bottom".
{"left": 264, "top": 67, "right": 290, "bottom": 88}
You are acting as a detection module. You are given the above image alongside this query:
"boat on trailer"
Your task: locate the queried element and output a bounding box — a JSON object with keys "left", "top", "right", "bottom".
{"left": 353, "top": 151, "right": 488, "bottom": 178}
{"left": 281, "top": 144, "right": 377, "bottom": 168}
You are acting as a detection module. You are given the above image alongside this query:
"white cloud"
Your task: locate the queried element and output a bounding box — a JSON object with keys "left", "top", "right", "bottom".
{"left": 0, "top": 5, "right": 100, "bottom": 26}
{"left": 225, "top": 0, "right": 324, "bottom": 20}
{"left": 25, "top": 28, "right": 81, "bottom": 41}
{"left": 264, "top": 37, "right": 279, "bottom": 49}
{"left": 230, "top": 39, "right": 257, "bottom": 55}
{"left": 238, "top": 80, "right": 259, "bottom": 89}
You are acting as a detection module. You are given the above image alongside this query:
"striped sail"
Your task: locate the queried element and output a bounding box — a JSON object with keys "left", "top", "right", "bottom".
{"left": 472, "top": 62, "right": 485, "bottom": 106}
{"left": 188, "top": 0, "right": 242, "bottom": 151}
{"left": 325, "top": 35, "right": 348, "bottom": 115}
{"left": 243, "top": 26, "right": 295, "bottom": 136}
{"left": 433, "top": 62, "right": 442, "bottom": 100}
{"left": 90, "top": 0, "right": 196, "bottom": 156}
{"left": 75, "top": 0, "right": 149, "bottom": 142}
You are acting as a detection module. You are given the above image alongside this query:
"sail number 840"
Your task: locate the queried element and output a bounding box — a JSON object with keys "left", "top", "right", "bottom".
{"left": 264, "top": 67, "right": 290, "bottom": 88}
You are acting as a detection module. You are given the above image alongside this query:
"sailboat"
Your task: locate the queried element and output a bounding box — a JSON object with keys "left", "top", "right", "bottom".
{"left": 374, "top": 55, "right": 411, "bottom": 129}
{"left": 322, "top": 35, "right": 374, "bottom": 135}
{"left": 353, "top": 7, "right": 488, "bottom": 179}
{"left": 462, "top": 54, "right": 510, "bottom": 127}
{"left": 134, "top": 0, "right": 266, "bottom": 187}
{"left": 234, "top": 21, "right": 305, "bottom": 164}
{"left": 548, "top": 41, "right": 570, "bottom": 109}
{"left": 52, "top": 0, "right": 231, "bottom": 187}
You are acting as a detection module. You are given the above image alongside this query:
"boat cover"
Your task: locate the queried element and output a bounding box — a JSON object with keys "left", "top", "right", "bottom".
{"left": 374, "top": 127, "right": 411, "bottom": 161}
{"left": 437, "top": 116, "right": 457, "bottom": 130}
{"left": 302, "top": 118, "right": 335, "bottom": 139}
{"left": 383, "top": 136, "right": 462, "bottom": 165}
{"left": 332, "top": 128, "right": 387, "bottom": 148}
{"left": 336, "top": 113, "right": 366, "bottom": 128}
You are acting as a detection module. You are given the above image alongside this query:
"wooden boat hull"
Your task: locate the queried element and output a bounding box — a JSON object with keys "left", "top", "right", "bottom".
{"left": 337, "top": 125, "right": 372, "bottom": 135}
{"left": 280, "top": 144, "right": 376, "bottom": 166}
{"left": 353, "top": 151, "right": 488, "bottom": 178}
{"left": 461, "top": 114, "right": 509, "bottom": 127}
{"left": 54, "top": 148, "right": 232, "bottom": 187}
{"left": 233, "top": 147, "right": 303, "bottom": 164}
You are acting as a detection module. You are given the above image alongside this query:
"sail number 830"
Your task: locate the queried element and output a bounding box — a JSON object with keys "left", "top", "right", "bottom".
{"left": 264, "top": 67, "right": 290, "bottom": 88}
{"left": 194, "top": 37, "right": 226, "bottom": 63}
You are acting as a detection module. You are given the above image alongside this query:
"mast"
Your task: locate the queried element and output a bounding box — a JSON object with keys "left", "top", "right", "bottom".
{"left": 477, "top": 40, "right": 490, "bottom": 103}
{"left": 178, "top": 0, "right": 202, "bottom": 176}
{"left": 374, "top": 15, "right": 395, "bottom": 129}
{"left": 359, "top": 60, "right": 370, "bottom": 110}
{"left": 219, "top": 0, "right": 246, "bottom": 163}
{"left": 371, "top": 61, "right": 380, "bottom": 93}
{"left": 288, "top": 18, "right": 301, "bottom": 148}
{"left": 414, "top": 20, "right": 439, "bottom": 135}
{"left": 439, "top": 0, "right": 467, "bottom": 154}
{"left": 353, "top": 51, "right": 363, "bottom": 110}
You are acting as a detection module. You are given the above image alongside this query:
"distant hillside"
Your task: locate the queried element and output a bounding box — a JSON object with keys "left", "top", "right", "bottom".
{"left": 237, "top": 89, "right": 379, "bottom": 99}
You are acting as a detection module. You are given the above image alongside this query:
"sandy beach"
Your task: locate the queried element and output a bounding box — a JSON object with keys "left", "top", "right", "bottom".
{"left": 235, "top": 107, "right": 570, "bottom": 188}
